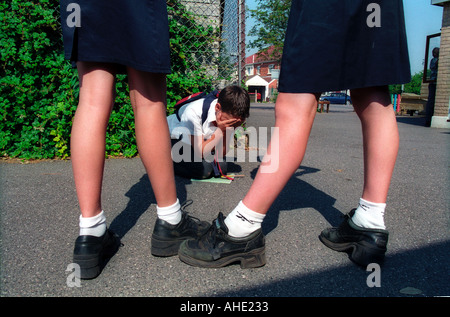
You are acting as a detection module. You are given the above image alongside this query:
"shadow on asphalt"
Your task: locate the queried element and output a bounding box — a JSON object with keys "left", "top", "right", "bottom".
{"left": 109, "top": 163, "right": 243, "bottom": 238}
{"left": 246, "top": 165, "right": 344, "bottom": 235}
{"left": 109, "top": 163, "right": 343, "bottom": 239}
{"left": 212, "top": 239, "right": 450, "bottom": 297}
{"left": 109, "top": 174, "right": 187, "bottom": 238}
{"left": 396, "top": 116, "right": 427, "bottom": 127}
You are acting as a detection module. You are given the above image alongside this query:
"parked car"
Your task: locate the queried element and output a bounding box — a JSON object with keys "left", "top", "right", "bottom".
{"left": 320, "top": 92, "right": 352, "bottom": 105}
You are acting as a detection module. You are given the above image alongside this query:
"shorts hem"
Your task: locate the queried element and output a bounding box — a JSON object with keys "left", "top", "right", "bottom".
{"left": 278, "top": 79, "right": 412, "bottom": 94}
{"left": 67, "top": 56, "right": 171, "bottom": 74}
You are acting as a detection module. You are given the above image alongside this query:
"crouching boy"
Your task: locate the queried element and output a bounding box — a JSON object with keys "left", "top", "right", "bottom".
{"left": 167, "top": 85, "right": 250, "bottom": 179}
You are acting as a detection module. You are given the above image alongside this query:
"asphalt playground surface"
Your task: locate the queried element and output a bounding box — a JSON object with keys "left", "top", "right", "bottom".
{"left": 1, "top": 103, "right": 449, "bottom": 299}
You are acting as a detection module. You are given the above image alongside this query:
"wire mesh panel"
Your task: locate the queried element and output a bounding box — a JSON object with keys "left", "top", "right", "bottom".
{"left": 169, "top": 0, "right": 246, "bottom": 89}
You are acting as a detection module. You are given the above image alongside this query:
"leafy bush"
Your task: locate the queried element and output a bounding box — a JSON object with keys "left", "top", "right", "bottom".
{"left": 0, "top": 0, "right": 218, "bottom": 159}
{"left": 0, "top": 1, "right": 76, "bottom": 159}
{"left": 389, "top": 72, "right": 423, "bottom": 96}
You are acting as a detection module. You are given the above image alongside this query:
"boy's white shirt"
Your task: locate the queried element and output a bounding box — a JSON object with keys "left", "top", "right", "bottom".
{"left": 167, "top": 98, "right": 218, "bottom": 146}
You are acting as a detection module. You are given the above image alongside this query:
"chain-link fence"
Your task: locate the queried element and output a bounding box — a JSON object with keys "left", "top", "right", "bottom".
{"left": 170, "top": 0, "right": 246, "bottom": 89}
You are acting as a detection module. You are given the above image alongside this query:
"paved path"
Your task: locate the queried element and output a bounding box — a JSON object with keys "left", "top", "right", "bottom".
{"left": 1, "top": 103, "right": 449, "bottom": 298}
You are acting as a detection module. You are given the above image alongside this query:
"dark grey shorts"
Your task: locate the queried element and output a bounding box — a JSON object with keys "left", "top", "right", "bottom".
{"left": 278, "top": 0, "right": 411, "bottom": 93}
{"left": 60, "top": 0, "right": 171, "bottom": 74}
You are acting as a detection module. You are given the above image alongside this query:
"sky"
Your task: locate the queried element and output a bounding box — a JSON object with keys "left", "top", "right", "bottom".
{"left": 245, "top": 0, "right": 444, "bottom": 75}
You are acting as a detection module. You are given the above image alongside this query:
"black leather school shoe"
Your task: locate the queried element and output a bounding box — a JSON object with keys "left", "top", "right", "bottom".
{"left": 319, "top": 210, "right": 389, "bottom": 267}
{"left": 151, "top": 210, "right": 210, "bottom": 257}
{"left": 73, "top": 229, "right": 121, "bottom": 279}
{"left": 178, "top": 212, "right": 266, "bottom": 269}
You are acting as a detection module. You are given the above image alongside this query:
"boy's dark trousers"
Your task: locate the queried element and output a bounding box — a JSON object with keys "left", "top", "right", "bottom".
{"left": 171, "top": 139, "right": 227, "bottom": 179}
{"left": 425, "top": 83, "right": 436, "bottom": 127}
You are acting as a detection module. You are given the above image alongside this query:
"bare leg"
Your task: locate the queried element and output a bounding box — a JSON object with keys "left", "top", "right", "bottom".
{"left": 242, "top": 92, "right": 319, "bottom": 214}
{"left": 71, "top": 62, "right": 116, "bottom": 218}
{"left": 127, "top": 67, "right": 177, "bottom": 207}
{"left": 127, "top": 68, "right": 211, "bottom": 257}
{"left": 319, "top": 87, "right": 395, "bottom": 265}
{"left": 351, "top": 86, "right": 399, "bottom": 204}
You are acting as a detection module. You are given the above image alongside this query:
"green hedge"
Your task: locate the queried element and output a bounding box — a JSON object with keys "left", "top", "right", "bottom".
{"left": 389, "top": 72, "right": 423, "bottom": 95}
{"left": 0, "top": 0, "right": 217, "bottom": 159}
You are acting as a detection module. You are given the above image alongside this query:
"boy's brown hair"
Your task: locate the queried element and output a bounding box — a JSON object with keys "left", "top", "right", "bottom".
{"left": 218, "top": 86, "right": 250, "bottom": 120}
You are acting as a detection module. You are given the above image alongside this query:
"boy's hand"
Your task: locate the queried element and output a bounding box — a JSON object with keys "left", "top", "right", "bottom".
{"left": 216, "top": 112, "right": 242, "bottom": 132}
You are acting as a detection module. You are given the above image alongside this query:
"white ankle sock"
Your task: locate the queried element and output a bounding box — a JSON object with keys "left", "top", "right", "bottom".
{"left": 157, "top": 199, "right": 181, "bottom": 225}
{"left": 351, "top": 198, "right": 386, "bottom": 230}
{"left": 224, "top": 201, "right": 265, "bottom": 238}
{"left": 79, "top": 211, "right": 107, "bottom": 237}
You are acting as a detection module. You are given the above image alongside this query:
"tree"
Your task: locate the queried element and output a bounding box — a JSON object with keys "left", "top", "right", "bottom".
{"left": 404, "top": 72, "right": 423, "bottom": 95}
{"left": 389, "top": 72, "right": 423, "bottom": 95}
{"left": 247, "top": 0, "right": 291, "bottom": 61}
